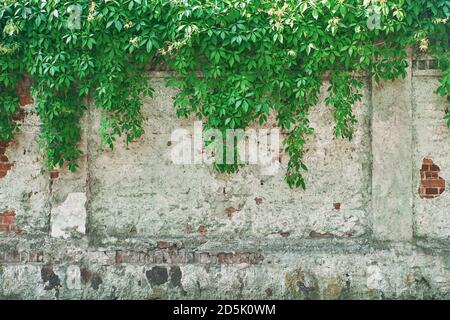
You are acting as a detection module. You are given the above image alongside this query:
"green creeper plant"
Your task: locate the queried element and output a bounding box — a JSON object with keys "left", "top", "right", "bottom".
{"left": 0, "top": 0, "right": 448, "bottom": 188}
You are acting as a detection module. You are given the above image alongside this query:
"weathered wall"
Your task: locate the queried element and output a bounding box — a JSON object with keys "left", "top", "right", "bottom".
{"left": 0, "top": 54, "right": 449, "bottom": 299}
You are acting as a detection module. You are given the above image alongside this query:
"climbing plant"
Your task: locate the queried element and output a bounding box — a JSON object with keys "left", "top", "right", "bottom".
{"left": 0, "top": 0, "right": 448, "bottom": 188}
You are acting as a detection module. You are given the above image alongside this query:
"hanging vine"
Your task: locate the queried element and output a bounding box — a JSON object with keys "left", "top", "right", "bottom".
{"left": 0, "top": 0, "right": 448, "bottom": 187}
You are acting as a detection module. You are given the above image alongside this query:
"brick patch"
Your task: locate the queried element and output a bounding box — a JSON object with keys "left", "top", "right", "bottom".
{"left": 0, "top": 210, "right": 17, "bottom": 232}
{"left": 0, "top": 249, "right": 43, "bottom": 263}
{"left": 16, "top": 74, "right": 34, "bottom": 107}
{"left": 115, "top": 248, "right": 264, "bottom": 265}
{"left": 309, "top": 231, "right": 335, "bottom": 238}
{"left": 0, "top": 142, "right": 14, "bottom": 178}
{"left": 197, "top": 224, "right": 207, "bottom": 236}
{"left": 50, "top": 170, "right": 59, "bottom": 180}
{"left": 419, "top": 158, "right": 445, "bottom": 199}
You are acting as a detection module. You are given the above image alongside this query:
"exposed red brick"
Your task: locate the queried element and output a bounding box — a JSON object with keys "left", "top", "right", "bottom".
{"left": 16, "top": 74, "right": 34, "bottom": 107}
{"left": 426, "top": 188, "right": 439, "bottom": 195}
{"left": 421, "top": 179, "right": 445, "bottom": 188}
{"left": 12, "top": 108, "right": 26, "bottom": 122}
{"left": 0, "top": 163, "right": 13, "bottom": 171}
{"left": 50, "top": 170, "right": 59, "bottom": 179}
{"left": 333, "top": 202, "right": 341, "bottom": 210}
{"left": 254, "top": 197, "right": 263, "bottom": 205}
{"left": 0, "top": 210, "right": 17, "bottom": 232}
{"left": 422, "top": 171, "right": 438, "bottom": 179}
{"left": 156, "top": 241, "right": 172, "bottom": 249}
{"left": 225, "top": 207, "right": 238, "bottom": 217}
{"left": 198, "top": 224, "right": 207, "bottom": 236}
{"left": 430, "top": 164, "right": 440, "bottom": 172}
{"left": 0, "top": 142, "right": 13, "bottom": 178}
{"left": 419, "top": 158, "right": 445, "bottom": 199}
{"left": 80, "top": 268, "right": 93, "bottom": 284}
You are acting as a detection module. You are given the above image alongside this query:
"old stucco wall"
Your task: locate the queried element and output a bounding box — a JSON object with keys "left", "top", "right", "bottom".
{"left": 0, "top": 54, "right": 449, "bottom": 299}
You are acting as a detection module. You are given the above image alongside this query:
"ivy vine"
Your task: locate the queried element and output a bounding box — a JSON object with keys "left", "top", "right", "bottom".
{"left": 0, "top": 0, "right": 449, "bottom": 188}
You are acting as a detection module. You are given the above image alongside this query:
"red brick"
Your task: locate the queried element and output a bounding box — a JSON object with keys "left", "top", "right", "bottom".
{"left": 0, "top": 142, "right": 8, "bottom": 148}
{"left": 0, "top": 163, "right": 13, "bottom": 171}
{"left": 0, "top": 147, "right": 6, "bottom": 155}
{"left": 426, "top": 188, "right": 439, "bottom": 195}
{"left": 2, "top": 216, "right": 15, "bottom": 224}
{"left": 198, "top": 224, "right": 207, "bottom": 236}
{"left": 0, "top": 171, "right": 7, "bottom": 178}
{"left": 12, "top": 108, "right": 26, "bottom": 121}
{"left": 425, "top": 171, "right": 438, "bottom": 179}
{"left": 0, "top": 224, "right": 15, "bottom": 232}
{"left": 156, "top": 241, "right": 172, "bottom": 249}
{"left": 18, "top": 93, "right": 33, "bottom": 107}
{"left": 430, "top": 164, "right": 440, "bottom": 172}
{"left": 16, "top": 75, "right": 34, "bottom": 107}
{"left": 225, "top": 207, "right": 238, "bottom": 217}
{"left": 2, "top": 211, "right": 15, "bottom": 217}
{"left": 0, "top": 155, "right": 9, "bottom": 162}
{"left": 81, "top": 268, "right": 93, "bottom": 284}
{"left": 254, "top": 197, "right": 263, "bottom": 205}
{"left": 0, "top": 211, "right": 16, "bottom": 232}
{"left": 419, "top": 158, "right": 445, "bottom": 199}
{"left": 422, "top": 179, "right": 445, "bottom": 188}
{"left": 50, "top": 171, "right": 59, "bottom": 179}
{"left": 333, "top": 202, "right": 341, "bottom": 210}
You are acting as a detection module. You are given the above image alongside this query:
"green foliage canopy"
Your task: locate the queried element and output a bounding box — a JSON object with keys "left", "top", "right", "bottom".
{"left": 0, "top": 0, "right": 449, "bottom": 187}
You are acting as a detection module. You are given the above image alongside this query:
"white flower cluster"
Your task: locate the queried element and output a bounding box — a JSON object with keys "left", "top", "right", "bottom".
{"left": 87, "top": 1, "right": 97, "bottom": 22}
{"left": 158, "top": 24, "right": 199, "bottom": 56}
{"left": 433, "top": 18, "right": 448, "bottom": 24}
{"left": 129, "top": 36, "right": 140, "bottom": 46}
{"left": 124, "top": 21, "right": 133, "bottom": 29}
{"left": 419, "top": 38, "right": 429, "bottom": 52}
{"left": 267, "top": 3, "right": 293, "bottom": 31}
{"left": 3, "top": 22, "right": 19, "bottom": 36}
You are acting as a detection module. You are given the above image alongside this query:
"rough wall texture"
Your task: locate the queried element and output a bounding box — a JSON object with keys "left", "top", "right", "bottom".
{"left": 0, "top": 54, "right": 449, "bottom": 299}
